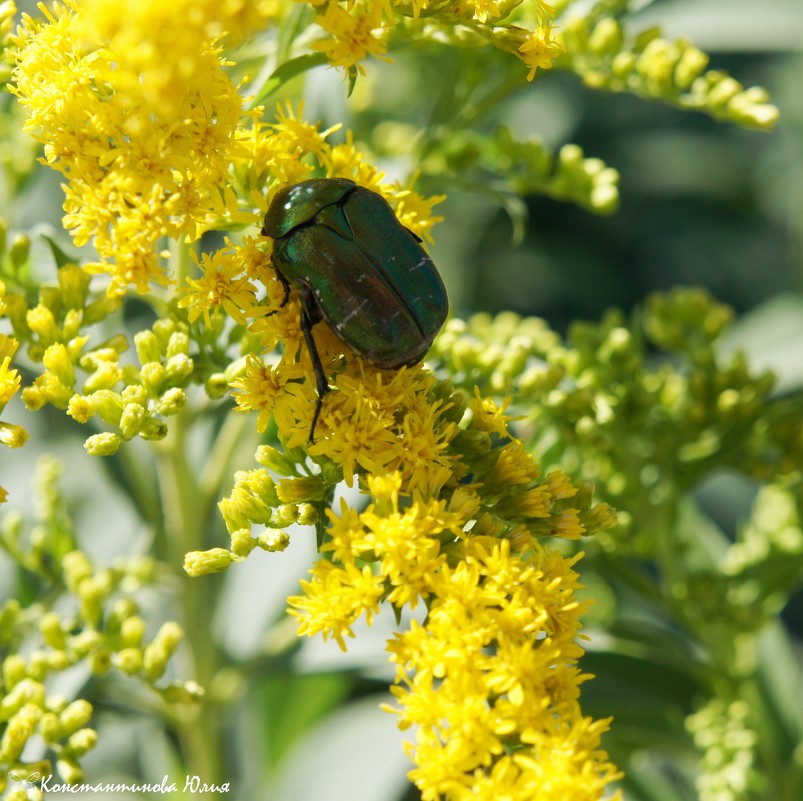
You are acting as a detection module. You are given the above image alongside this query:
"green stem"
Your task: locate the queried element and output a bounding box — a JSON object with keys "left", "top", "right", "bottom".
{"left": 154, "top": 409, "right": 224, "bottom": 796}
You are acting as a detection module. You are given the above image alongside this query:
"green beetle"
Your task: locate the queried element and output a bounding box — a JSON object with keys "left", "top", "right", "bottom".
{"left": 262, "top": 178, "right": 448, "bottom": 442}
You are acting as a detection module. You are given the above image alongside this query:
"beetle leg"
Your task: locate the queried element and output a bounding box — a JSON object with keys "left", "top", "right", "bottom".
{"left": 264, "top": 268, "right": 293, "bottom": 320}
{"left": 297, "top": 284, "right": 330, "bottom": 443}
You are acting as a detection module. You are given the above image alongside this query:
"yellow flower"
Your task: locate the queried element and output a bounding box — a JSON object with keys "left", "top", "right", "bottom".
{"left": 179, "top": 239, "right": 261, "bottom": 327}
{"left": 11, "top": 2, "right": 244, "bottom": 295}
{"left": 519, "top": 24, "right": 564, "bottom": 80}
{"left": 231, "top": 354, "right": 308, "bottom": 434}
{"left": 0, "top": 352, "right": 21, "bottom": 406}
{"left": 288, "top": 560, "right": 386, "bottom": 650}
{"left": 285, "top": 465, "right": 619, "bottom": 798}
{"left": 310, "top": 0, "right": 391, "bottom": 75}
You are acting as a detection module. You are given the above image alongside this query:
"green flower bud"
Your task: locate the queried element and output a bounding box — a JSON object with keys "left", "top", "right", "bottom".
{"left": 84, "top": 432, "right": 121, "bottom": 456}
{"left": 83, "top": 295, "right": 123, "bottom": 325}
{"left": 230, "top": 529, "right": 256, "bottom": 557}
{"left": 83, "top": 363, "right": 123, "bottom": 393}
{"left": 66, "top": 728, "right": 97, "bottom": 756}
{"left": 0, "top": 679, "right": 45, "bottom": 718}
{"left": 243, "top": 469, "right": 280, "bottom": 502}
{"left": 45, "top": 696, "right": 68, "bottom": 714}
{"left": 68, "top": 630, "right": 102, "bottom": 658}
{"left": 56, "top": 757, "right": 84, "bottom": 785}
{"left": 3, "top": 654, "right": 27, "bottom": 689}
{"left": 140, "top": 361, "right": 166, "bottom": 394}
{"left": 707, "top": 74, "right": 741, "bottom": 109}
{"left": 134, "top": 330, "right": 162, "bottom": 364}
{"left": 674, "top": 45, "right": 708, "bottom": 89}
{"left": 276, "top": 476, "right": 325, "bottom": 503}
{"left": 0, "top": 423, "right": 28, "bottom": 448}
{"left": 88, "top": 650, "right": 112, "bottom": 675}
{"left": 588, "top": 18, "right": 622, "bottom": 56}
{"left": 22, "top": 381, "right": 45, "bottom": 413}
{"left": 184, "top": 548, "right": 232, "bottom": 577}
{"left": 121, "top": 384, "right": 148, "bottom": 405}
{"left": 115, "top": 648, "right": 143, "bottom": 674}
{"left": 254, "top": 444, "right": 297, "bottom": 474}
{"left": 42, "top": 344, "right": 75, "bottom": 387}
{"left": 256, "top": 529, "right": 290, "bottom": 552}
{"left": 119, "top": 403, "right": 146, "bottom": 439}
{"left": 77, "top": 576, "right": 104, "bottom": 627}
{"left": 62, "top": 551, "right": 92, "bottom": 593}
{"left": 0, "top": 704, "right": 42, "bottom": 763}
{"left": 88, "top": 389, "right": 124, "bottom": 425}
{"left": 166, "top": 331, "right": 190, "bottom": 358}
{"left": 156, "top": 387, "right": 186, "bottom": 416}
{"left": 152, "top": 318, "right": 177, "bottom": 347}
{"left": 272, "top": 503, "right": 298, "bottom": 527}
{"left": 453, "top": 429, "right": 492, "bottom": 456}
{"left": 59, "top": 700, "right": 92, "bottom": 736}
{"left": 9, "top": 234, "right": 30, "bottom": 271}
{"left": 62, "top": 308, "right": 84, "bottom": 340}
{"left": 45, "top": 651, "right": 71, "bottom": 672}
{"left": 90, "top": 389, "right": 125, "bottom": 425}
{"left": 3, "top": 293, "right": 29, "bottom": 336}
{"left": 165, "top": 353, "right": 193, "bottom": 385}
{"left": 120, "top": 615, "right": 146, "bottom": 647}
{"left": 122, "top": 554, "right": 156, "bottom": 583}
{"left": 26, "top": 305, "right": 58, "bottom": 345}
{"left": 40, "top": 710, "right": 61, "bottom": 743}
{"left": 143, "top": 622, "right": 184, "bottom": 682}
{"left": 40, "top": 612, "right": 66, "bottom": 650}
{"left": 26, "top": 651, "right": 50, "bottom": 682}
{"left": 296, "top": 503, "right": 318, "bottom": 526}
{"left": 205, "top": 372, "right": 230, "bottom": 399}
{"left": 138, "top": 417, "right": 168, "bottom": 441}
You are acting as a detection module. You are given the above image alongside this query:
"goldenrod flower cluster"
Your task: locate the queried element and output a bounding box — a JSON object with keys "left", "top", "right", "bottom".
{"left": 307, "top": 0, "right": 561, "bottom": 79}
{"left": 7, "top": 4, "right": 620, "bottom": 796}
{"left": 559, "top": 15, "right": 778, "bottom": 130}
{"left": 202, "top": 362, "right": 621, "bottom": 799}
{"left": 0, "top": 459, "right": 197, "bottom": 790}
{"left": 0, "top": 275, "right": 26, "bottom": 505}
{"left": 10, "top": 1, "right": 248, "bottom": 296}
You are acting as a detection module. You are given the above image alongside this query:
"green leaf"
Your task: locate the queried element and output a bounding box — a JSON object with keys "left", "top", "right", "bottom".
{"left": 41, "top": 234, "right": 79, "bottom": 269}
{"left": 252, "top": 54, "right": 329, "bottom": 105}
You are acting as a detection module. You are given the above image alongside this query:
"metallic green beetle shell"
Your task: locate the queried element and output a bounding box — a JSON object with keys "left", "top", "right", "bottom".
{"left": 263, "top": 178, "right": 448, "bottom": 370}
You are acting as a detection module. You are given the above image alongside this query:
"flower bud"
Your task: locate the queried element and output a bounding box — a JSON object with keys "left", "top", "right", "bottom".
{"left": 138, "top": 417, "right": 168, "bottom": 441}
{"left": 156, "top": 387, "right": 186, "bottom": 415}
{"left": 230, "top": 529, "right": 256, "bottom": 557}
{"left": 134, "top": 330, "right": 162, "bottom": 364}
{"left": 166, "top": 331, "right": 190, "bottom": 358}
{"left": 59, "top": 700, "right": 92, "bottom": 736}
{"left": 276, "top": 476, "right": 325, "bottom": 503}
{"left": 183, "top": 548, "right": 232, "bottom": 577}
{"left": 257, "top": 529, "right": 290, "bottom": 552}
{"left": 140, "top": 361, "right": 166, "bottom": 394}
{"left": 84, "top": 432, "right": 122, "bottom": 456}
{"left": 0, "top": 423, "right": 28, "bottom": 448}
{"left": 119, "top": 402, "right": 146, "bottom": 438}
{"left": 66, "top": 728, "right": 97, "bottom": 756}
{"left": 26, "top": 305, "right": 58, "bottom": 345}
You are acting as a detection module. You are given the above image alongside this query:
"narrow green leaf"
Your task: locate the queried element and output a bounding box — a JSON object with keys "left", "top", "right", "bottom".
{"left": 41, "top": 234, "right": 79, "bottom": 268}
{"left": 252, "top": 53, "right": 329, "bottom": 105}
